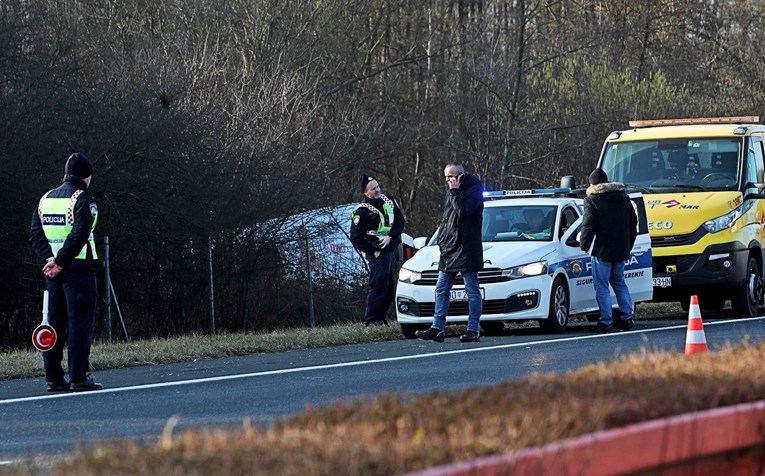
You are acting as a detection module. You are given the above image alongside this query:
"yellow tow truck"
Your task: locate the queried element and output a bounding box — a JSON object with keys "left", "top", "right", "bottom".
{"left": 597, "top": 116, "right": 765, "bottom": 316}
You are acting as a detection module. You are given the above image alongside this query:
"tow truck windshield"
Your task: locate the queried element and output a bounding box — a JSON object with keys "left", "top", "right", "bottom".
{"left": 601, "top": 138, "right": 743, "bottom": 193}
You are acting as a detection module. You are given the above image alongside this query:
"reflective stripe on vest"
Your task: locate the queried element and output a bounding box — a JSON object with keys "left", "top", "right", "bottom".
{"left": 353, "top": 195, "right": 395, "bottom": 235}
{"left": 38, "top": 189, "right": 98, "bottom": 260}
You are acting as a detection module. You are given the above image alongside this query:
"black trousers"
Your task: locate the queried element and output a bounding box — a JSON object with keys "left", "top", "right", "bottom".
{"left": 44, "top": 270, "right": 98, "bottom": 384}
{"left": 364, "top": 250, "right": 396, "bottom": 324}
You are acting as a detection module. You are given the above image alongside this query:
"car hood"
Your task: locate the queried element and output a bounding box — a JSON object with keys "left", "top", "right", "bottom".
{"left": 401, "top": 242, "right": 556, "bottom": 272}
{"left": 644, "top": 192, "right": 742, "bottom": 235}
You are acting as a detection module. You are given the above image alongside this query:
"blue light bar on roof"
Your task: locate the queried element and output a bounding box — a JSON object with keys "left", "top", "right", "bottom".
{"left": 483, "top": 187, "right": 572, "bottom": 198}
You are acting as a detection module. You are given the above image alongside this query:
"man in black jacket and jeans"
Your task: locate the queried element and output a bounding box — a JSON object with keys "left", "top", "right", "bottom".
{"left": 416, "top": 162, "right": 484, "bottom": 343}
{"left": 579, "top": 168, "right": 638, "bottom": 333}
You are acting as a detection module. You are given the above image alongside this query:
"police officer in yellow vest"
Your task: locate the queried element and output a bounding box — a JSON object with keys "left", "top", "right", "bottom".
{"left": 29, "top": 153, "right": 103, "bottom": 392}
{"left": 350, "top": 174, "right": 406, "bottom": 326}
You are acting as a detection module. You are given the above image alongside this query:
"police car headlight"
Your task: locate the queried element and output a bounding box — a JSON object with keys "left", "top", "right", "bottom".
{"left": 502, "top": 261, "right": 548, "bottom": 279}
{"left": 703, "top": 209, "right": 740, "bottom": 233}
{"left": 398, "top": 268, "right": 422, "bottom": 283}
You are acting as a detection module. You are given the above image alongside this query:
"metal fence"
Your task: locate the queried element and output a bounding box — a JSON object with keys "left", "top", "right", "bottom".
{"left": 8, "top": 205, "right": 383, "bottom": 348}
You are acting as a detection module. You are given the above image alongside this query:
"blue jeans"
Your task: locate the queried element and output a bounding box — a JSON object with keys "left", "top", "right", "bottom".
{"left": 433, "top": 271, "right": 482, "bottom": 332}
{"left": 591, "top": 256, "right": 634, "bottom": 326}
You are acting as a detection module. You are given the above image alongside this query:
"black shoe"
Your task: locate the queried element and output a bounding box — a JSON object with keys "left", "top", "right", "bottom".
{"left": 71, "top": 375, "right": 103, "bottom": 392}
{"left": 590, "top": 323, "right": 616, "bottom": 333}
{"left": 460, "top": 330, "right": 480, "bottom": 343}
{"left": 46, "top": 379, "right": 70, "bottom": 392}
{"left": 415, "top": 327, "right": 445, "bottom": 343}
{"left": 616, "top": 319, "right": 635, "bottom": 331}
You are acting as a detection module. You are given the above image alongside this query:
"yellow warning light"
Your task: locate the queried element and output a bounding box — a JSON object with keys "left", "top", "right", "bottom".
{"left": 628, "top": 116, "right": 760, "bottom": 128}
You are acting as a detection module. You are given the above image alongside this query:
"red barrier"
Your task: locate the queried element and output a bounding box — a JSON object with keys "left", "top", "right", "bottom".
{"left": 409, "top": 400, "right": 765, "bottom": 475}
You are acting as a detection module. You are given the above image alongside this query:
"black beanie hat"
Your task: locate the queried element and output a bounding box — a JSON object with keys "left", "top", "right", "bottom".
{"left": 64, "top": 153, "right": 94, "bottom": 179}
{"left": 360, "top": 173, "right": 375, "bottom": 193}
{"left": 589, "top": 168, "right": 608, "bottom": 185}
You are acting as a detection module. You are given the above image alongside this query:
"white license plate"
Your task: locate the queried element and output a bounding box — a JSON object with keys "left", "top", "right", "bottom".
{"left": 653, "top": 277, "right": 672, "bottom": 288}
{"left": 448, "top": 288, "right": 486, "bottom": 301}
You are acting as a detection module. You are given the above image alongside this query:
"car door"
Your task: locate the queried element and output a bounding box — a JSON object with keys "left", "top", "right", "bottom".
{"left": 626, "top": 193, "right": 653, "bottom": 303}
{"left": 561, "top": 218, "right": 596, "bottom": 313}
{"left": 557, "top": 206, "right": 595, "bottom": 314}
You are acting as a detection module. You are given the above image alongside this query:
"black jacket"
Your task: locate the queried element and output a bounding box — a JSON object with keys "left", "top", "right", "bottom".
{"left": 580, "top": 182, "right": 637, "bottom": 262}
{"left": 438, "top": 173, "right": 484, "bottom": 272}
{"left": 350, "top": 194, "right": 406, "bottom": 255}
{"left": 29, "top": 176, "right": 99, "bottom": 273}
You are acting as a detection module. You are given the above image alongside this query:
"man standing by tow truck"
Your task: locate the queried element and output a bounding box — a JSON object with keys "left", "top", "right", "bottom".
{"left": 350, "top": 174, "right": 406, "bottom": 326}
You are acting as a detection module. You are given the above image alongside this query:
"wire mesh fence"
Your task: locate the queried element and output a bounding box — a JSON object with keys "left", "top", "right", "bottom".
{"left": 3, "top": 204, "right": 388, "bottom": 349}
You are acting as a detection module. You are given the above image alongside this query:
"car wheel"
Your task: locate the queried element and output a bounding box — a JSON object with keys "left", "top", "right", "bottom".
{"left": 540, "top": 277, "right": 568, "bottom": 333}
{"left": 731, "top": 256, "right": 762, "bottom": 318}
{"left": 400, "top": 323, "right": 429, "bottom": 339}
{"left": 480, "top": 321, "right": 505, "bottom": 336}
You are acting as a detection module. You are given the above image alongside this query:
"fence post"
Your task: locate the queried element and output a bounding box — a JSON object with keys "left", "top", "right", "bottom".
{"left": 304, "top": 229, "right": 315, "bottom": 328}
{"left": 208, "top": 238, "right": 216, "bottom": 335}
{"left": 104, "top": 236, "right": 112, "bottom": 344}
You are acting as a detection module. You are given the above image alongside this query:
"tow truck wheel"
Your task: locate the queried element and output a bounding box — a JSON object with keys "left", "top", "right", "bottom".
{"left": 731, "top": 256, "right": 761, "bottom": 318}
{"left": 400, "top": 323, "right": 429, "bottom": 339}
{"left": 540, "top": 277, "right": 568, "bottom": 333}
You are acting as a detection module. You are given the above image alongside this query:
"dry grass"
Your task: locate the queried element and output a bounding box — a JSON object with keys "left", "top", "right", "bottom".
{"left": 0, "top": 324, "right": 402, "bottom": 380}
{"left": 8, "top": 339, "right": 763, "bottom": 476}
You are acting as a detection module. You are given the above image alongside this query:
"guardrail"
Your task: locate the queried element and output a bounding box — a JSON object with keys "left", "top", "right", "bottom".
{"left": 409, "top": 400, "right": 765, "bottom": 475}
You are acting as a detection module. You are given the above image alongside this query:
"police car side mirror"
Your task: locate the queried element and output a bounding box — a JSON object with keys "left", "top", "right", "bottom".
{"left": 565, "top": 230, "right": 582, "bottom": 248}
{"left": 413, "top": 237, "right": 428, "bottom": 249}
{"left": 566, "top": 235, "right": 580, "bottom": 248}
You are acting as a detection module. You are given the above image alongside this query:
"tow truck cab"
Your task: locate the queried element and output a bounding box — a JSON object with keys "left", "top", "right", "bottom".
{"left": 597, "top": 116, "right": 765, "bottom": 316}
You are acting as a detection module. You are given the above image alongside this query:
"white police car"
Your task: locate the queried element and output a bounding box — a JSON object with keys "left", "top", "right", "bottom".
{"left": 395, "top": 188, "right": 653, "bottom": 338}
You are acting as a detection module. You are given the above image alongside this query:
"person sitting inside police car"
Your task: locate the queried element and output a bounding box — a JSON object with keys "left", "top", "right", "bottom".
{"left": 520, "top": 208, "right": 551, "bottom": 240}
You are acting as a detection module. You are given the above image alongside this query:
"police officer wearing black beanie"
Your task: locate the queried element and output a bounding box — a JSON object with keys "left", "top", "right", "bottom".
{"left": 350, "top": 174, "right": 406, "bottom": 326}
{"left": 29, "top": 152, "right": 103, "bottom": 392}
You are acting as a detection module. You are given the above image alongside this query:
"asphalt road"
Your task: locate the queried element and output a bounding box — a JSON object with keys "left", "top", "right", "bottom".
{"left": 2, "top": 314, "right": 765, "bottom": 463}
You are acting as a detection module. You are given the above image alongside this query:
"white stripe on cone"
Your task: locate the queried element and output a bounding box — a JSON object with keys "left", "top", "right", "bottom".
{"left": 686, "top": 330, "right": 707, "bottom": 344}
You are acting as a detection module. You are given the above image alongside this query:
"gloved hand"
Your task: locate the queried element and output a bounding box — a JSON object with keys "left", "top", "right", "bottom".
{"left": 378, "top": 236, "right": 392, "bottom": 249}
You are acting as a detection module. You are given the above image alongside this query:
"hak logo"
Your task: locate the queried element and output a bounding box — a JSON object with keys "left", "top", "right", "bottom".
{"left": 648, "top": 199, "right": 682, "bottom": 209}
{"left": 42, "top": 214, "right": 66, "bottom": 225}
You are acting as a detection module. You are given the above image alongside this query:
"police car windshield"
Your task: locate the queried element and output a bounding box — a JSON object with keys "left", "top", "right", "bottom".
{"left": 482, "top": 205, "right": 556, "bottom": 242}
{"left": 601, "top": 138, "right": 742, "bottom": 192}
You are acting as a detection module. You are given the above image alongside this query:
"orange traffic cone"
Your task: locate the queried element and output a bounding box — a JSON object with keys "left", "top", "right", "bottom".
{"left": 685, "top": 295, "right": 708, "bottom": 355}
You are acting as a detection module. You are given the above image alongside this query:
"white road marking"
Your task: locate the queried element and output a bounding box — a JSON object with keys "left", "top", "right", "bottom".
{"left": 2, "top": 317, "right": 761, "bottom": 406}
